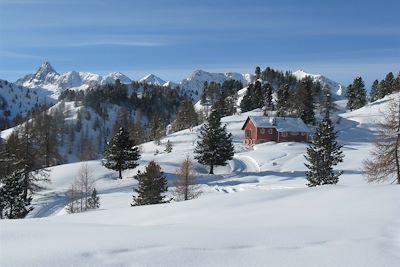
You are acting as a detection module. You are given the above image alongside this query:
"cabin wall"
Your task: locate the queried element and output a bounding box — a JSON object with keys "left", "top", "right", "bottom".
{"left": 256, "top": 127, "right": 277, "bottom": 143}
{"left": 243, "top": 120, "right": 257, "bottom": 145}
{"left": 278, "top": 132, "right": 308, "bottom": 142}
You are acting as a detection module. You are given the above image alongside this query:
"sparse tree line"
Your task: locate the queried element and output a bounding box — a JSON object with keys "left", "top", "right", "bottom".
{"left": 0, "top": 80, "right": 53, "bottom": 131}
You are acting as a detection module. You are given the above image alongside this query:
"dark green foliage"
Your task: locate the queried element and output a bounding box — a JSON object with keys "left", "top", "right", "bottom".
{"left": 194, "top": 110, "right": 234, "bottom": 174}
{"left": 103, "top": 127, "right": 141, "bottom": 179}
{"left": 240, "top": 83, "right": 254, "bottom": 112}
{"left": 255, "top": 66, "right": 261, "bottom": 80}
{"left": 276, "top": 84, "right": 290, "bottom": 116}
{"left": 305, "top": 108, "right": 344, "bottom": 187}
{"left": 297, "top": 77, "right": 315, "bottom": 125}
{"left": 240, "top": 81, "right": 266, "bottom": 112}
{"left": 381, "top": 72, "right": 395, "bottom": 96}
{"left": 87, "top": 188, "right": 100, "bottom": 209}
{"left": 346, "top": 77, "right": 367, "bottom": 110}
{"left": 202, "top": 80, "right": 242, "bottom": 115}
{"left": 370, "top": 79, "right": 381, "bottom": 102}
{"left": 263, "top": 83, "right": 274, "bottom": 112}
{"left": 132, "top": 161, "right": 168, "bottom": 206}
{"left": 0, "top": 169, "right": 33, "bottom": 219}
{"left": 172, "top": 99, "right": 199, "bottom": 132}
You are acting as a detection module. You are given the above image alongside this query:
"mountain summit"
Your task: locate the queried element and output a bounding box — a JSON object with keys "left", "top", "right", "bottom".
{"left": 139, "top": 74, "right": 166, "bottom": 86}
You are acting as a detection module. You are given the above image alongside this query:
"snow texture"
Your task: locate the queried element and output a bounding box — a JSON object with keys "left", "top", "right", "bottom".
{"left": 1, "top": 94, "right": 400, "bottom": 266}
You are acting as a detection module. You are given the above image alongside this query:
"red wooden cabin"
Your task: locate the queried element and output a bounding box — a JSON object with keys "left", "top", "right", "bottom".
{"left": 241, "top": 116, "right": 310, "bottom": 146}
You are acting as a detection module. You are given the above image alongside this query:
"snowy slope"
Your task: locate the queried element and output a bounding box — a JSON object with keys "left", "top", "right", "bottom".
{"left": 15, "top": 62, "right": 132, "bottom": 97}
{"left": 0, "top": 79, "right": 55, "bottom": 121}
{"left": 139, "top": 74, "right": 166, "bottom": 86}
{"left": 293, "top": 69, "right": 345, "bottom": 99}
{"left": 1, "top": 94, "right": 400, "bottom": 266}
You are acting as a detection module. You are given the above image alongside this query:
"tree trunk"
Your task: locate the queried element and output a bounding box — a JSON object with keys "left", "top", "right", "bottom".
{"left": 209, "top": 165, "right": 214, "bottom": 174}
{"left": 119, "top": 169, "right": 122, "bottom": 179}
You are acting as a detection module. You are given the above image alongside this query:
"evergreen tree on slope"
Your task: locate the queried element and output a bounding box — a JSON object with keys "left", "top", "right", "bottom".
{"left": 304, "top": 103, "right": 344, "bottom": 187}
{"left": 298, "top": 76, "right": 315, "bottom": 125}
{"left": 194, "top": 110, "right": 234, "bottom": 174}
{"left": 346, "top": 77, "right": 367, "bottom": 110}
{"left": 0, "top": 169, "right": 33, "bottom": 219}
{"left": 103, "top": 127, "right": 141, "bottom": 179}
{"left": 132, "top": 161, "right": 168, "bottom": 206}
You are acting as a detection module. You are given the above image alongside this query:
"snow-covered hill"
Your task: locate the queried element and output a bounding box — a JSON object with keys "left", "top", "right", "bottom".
{"left": 15, "top": 62, "right": 132, "bottom": 97}
{"left": 1, "top": 94, "right": 399, "bottom": 267}
{"left": 293, "top": 69, "right": 345, "bottom": 99}
{"left": 0, "top": 79, "right": 55, "bottom": 121}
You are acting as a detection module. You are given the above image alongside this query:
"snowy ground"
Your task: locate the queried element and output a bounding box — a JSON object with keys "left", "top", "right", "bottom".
{"left": 1, "top": 95, "right": 400, "bottom": 266}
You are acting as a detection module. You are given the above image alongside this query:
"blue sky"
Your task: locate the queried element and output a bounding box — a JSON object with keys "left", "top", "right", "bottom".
{"left": 0, "top": 0, "right": 399, "bottom": 86}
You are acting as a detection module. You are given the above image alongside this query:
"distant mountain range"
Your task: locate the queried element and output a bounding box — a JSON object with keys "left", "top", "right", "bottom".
{"left": 1, "top": 62, "right": 345, "bottom": 121}
{"left": 12, "top": 61, "right": 345, "bottom": 100}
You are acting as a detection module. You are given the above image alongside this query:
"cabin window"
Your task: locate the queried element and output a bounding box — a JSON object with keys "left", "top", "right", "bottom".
{"left": 290, "top": 132, "right": 299, "bottom": 136}
{"left": 282, "top": 132, "right": 288, "bottom": 137}
{"left": 245, "top": 130, "right": 252, "bottom": 138}
{"left": 301, "top": 132, "right": 306, "bottom": 136}
{"left": 268, "top": 129, "right": 273, "bottom": 134}
{"left": 260, "top": 128, "right": 265, "bottom": 134}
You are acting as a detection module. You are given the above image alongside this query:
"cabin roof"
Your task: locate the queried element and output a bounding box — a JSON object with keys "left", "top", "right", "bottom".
{"left": 242, "top": 116, "right": 311, "bottom": 133}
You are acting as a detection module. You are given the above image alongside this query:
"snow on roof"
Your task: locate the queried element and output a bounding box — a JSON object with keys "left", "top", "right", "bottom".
{"left": 244, "top": 116, "right": 311, "bottom": 133}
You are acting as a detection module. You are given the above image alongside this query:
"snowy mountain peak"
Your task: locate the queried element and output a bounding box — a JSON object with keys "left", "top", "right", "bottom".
{"left": 103, "top": 72, "right": 132, "bottom": 85}
{"left": 37, "top": 61, "right": 58, "bottom": 76}
{"left": 292, "top": 69, "right": 345, "bottom": 99}
{"left": 139, "top": 74, "right": 166, "bottom": 86}
{"left": 32, "top": 61, "right": 59, "bottom": 81}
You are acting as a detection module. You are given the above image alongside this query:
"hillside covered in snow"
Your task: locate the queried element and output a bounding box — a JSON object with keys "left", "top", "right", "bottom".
{"left": 1, "top": 92, "right": 399, "bottom": 266}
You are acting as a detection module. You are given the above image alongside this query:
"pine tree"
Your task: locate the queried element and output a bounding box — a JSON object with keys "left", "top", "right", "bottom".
{"left": 165, "top": 140, "right": 173, "bottom": 153}
{"left": 370, "top": 79, "right": 381, "bottom": 102}
{"left": 346, "top": 77, "right": 367, "bottom": 110}
{"left": 276, "top": 84, "right": 290, "bottom": 116}
{"left": 304, "top": 103, "right": 344, "bottom": 187}
{"left": 381, "top": 72, "right": 395, "bottom": 96}
{"left": 194, "top": 110, "right": 234, "bottom": 174}
{"left": 297, "top": 77, "right": 315, "bottom": 124}
{"left": 173, "top": 156, "right": 201, "bottom": 201}
{"left": 240, "top": 83, "right": 254, "bottom": 112}
{"left": 132, "top": 161, "right": 168, "bottom": 206}
{"left": 263, "top": 83, "right": 274, "bottom": 112}
{"left": 0, "top": 169, "right": 33, "bottom": 219}
{"left": 172, "top": 99, "right": 199, "bottom": 132}
{"left": 255, "top": 66, "right": 261, "bottom": 80}
{"left": 103, "top": 127, "right": 141, "bottom": 179}
{"left": 87, "top": 188, "right": 100, "bottom": 209}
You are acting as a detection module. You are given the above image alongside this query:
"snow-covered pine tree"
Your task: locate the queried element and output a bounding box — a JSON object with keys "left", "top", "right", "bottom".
{"left": 0, "top": 169, "right": 33, "bottom": 219}
{"left": 263, "top": 83, "right": 274, "bottom": 112}
{"left": 87, "top": 188, "right": 100, "bottom": 209}
{"left": 304, "top": 102, "right": 344, "bottom": 187}
{"left": 194, "top": 109, "right": 234, "bottom": 174}
{"left": 370, "top": 79, "right": 381, "bottom": 102}
{"left": 132, "top": 161, "right": 168, "bottom": 206}
{"left": 164, "top": 140, "right": 173, "bottom": 153}
{"left": 103, "top": 127, "right": 141, "bottom": 179}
